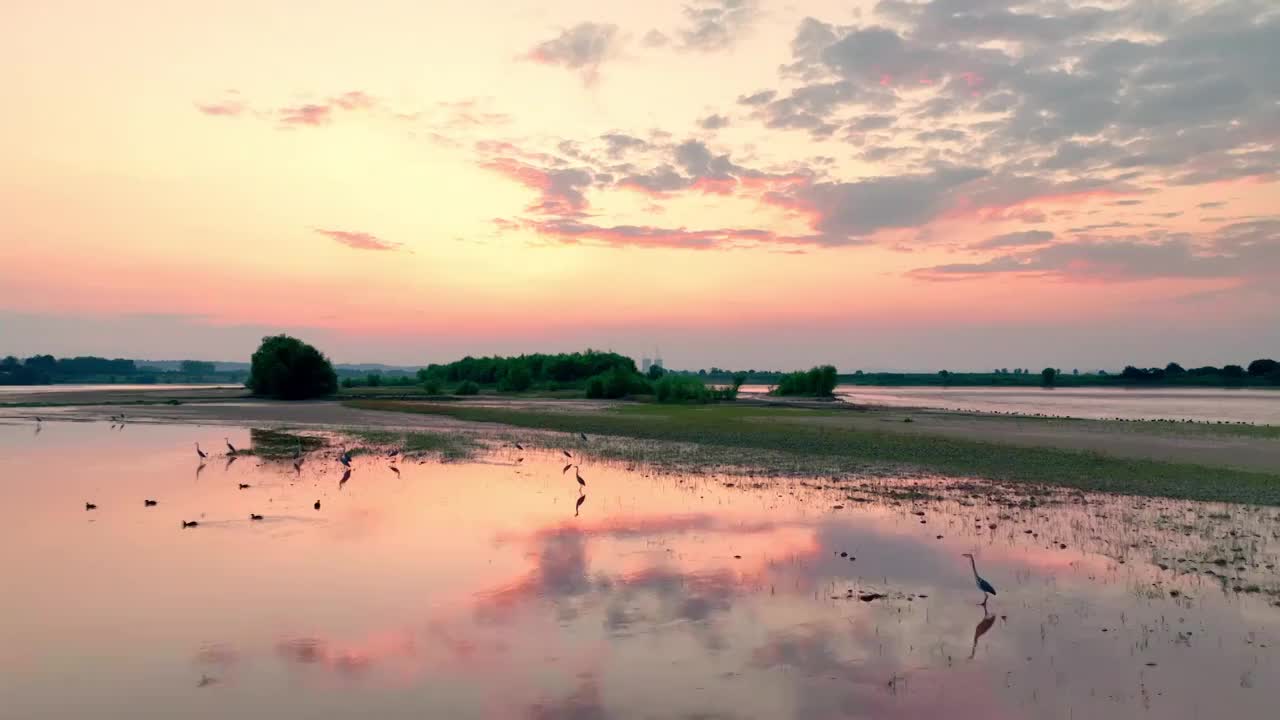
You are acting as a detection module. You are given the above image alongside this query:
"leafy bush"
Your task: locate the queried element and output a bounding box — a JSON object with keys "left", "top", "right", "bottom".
{"left": 1041, "top": 367, "right": 1057, "bottom": 386}
{"left": 653, "top": 374, "right": 741, "bottom": 403}
{"left": 770, "top": 365, "right": 838, "bottom": 397}
{"left": 247, "top": 335, "right": 338, "bottom": 400}
{"left": 455, "top": 380, "right": 480, "bottom": 395}
{"left": 498, "top": 363, "right": 533, "bottom": 392}
{"left": 421, "top": 378, "right": 443, "bottom": 394}
{"left": 585, "top": 366, "right": 651, "bottom": 399}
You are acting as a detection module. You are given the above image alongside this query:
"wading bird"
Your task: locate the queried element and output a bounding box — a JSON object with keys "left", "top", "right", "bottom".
{"left": 238, "top": 483, "right": 250, "bottom": 490}
{"left": 575, "top": 467, "right": 587, "bottom": 491}
{"left": 579, "top": 432, "right": 588, "bottom": 442}
{"left": 224, "top": 437, "right": 237, "bottom": 455}
{"left": 562, "top": 463, "right": 574, "bottom": 475}
{"left": 339, "top": 468, "right": 351, "bottom": 488}
{"left": 144, "top": 499, "right": 157, "bottom": 507}
{"left": 562, "top": 450, "right": 572, "bottom": 459}
{"left": 293, "top": 458, "right": 303, "bottom": 473}
{"left": 390, "top": 465, "right": 400, "bottom": 477}
{"left": 339, "top": 449, "right": 352, "bottom": 468}
{"left": 575, "top": 494, "right": 586, "bottom": 517}
{"left": 196, "top": 443, "right": 208, "bottom": 459}
{"left": 85, "top": 502, "right": 97, "bottom": 511}
{"left": 962, "top": 553, "right": 997, "bottom": 606}
{"left": 514, "top": 442, "right": 524, "bottom": 451}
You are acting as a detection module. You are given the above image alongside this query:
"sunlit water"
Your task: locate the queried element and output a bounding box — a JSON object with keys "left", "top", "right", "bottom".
{"left": 0, "top": 383, "right": 239, "bottom": 396}
{"left": 3, "top": 421, "right": 1279, "bottom": 719}
{"left": 743, "top": 385, "right": 1280, "bottom": 424}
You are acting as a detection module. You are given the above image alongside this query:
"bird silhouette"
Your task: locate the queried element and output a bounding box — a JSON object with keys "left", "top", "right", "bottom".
{"left": 293, "top": 458, "right": 303, "bottom": 473}
{"left": 339, "top": 468, "right": 351, "bottom": 488}
{"left": 969, "top": 608, "right": 996, "bottom": 659}
{"left": 238, "top": 483, "right": 250, "bottom": 490}
{"left": 144, "top": 499, "right": 157, "bottom": 507}
{"left": 575, "top": 494, "right": 586, "bottom": 517}
{"left": 85, "top": 502, "right": 97, "bottom": 511}
{"left": 962, "top": 553, "right": 997, "bottom": 606}
{"left": 562, "top": 463, "right": 574, "bottom": 475}
{"left": 562, "top": 450, "right": 572, "bottom": 459}
{"left": 575, "top": 467, "right": 587, "bottom": 491}
{"left": 515, "top": 442, "right": 524, "bottom": 451}
{"left": 390, "top": 465, "right": 400, "bottom": 476}
{"left": 387, "top": 448, "right": 398, "bottom": 457}
{"left": 579, "top": 432, "right": 588, "bottom": 442}
{"left": 314, "top": 500, "right": 321, "bottom": 510}
{"left": 196, "top": 443, "right": 207, "bottom": 459}
{"left": 224, "top": 437, "right": 236, "bottom": 455}
{"left": 249, "top": 514, "right": 264, "bottom": 521}
{"left": 182, "top": 520, "right": 199, "bottom": 528}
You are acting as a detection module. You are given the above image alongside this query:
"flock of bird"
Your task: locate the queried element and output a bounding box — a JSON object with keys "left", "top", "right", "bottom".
{"left": 68, "top": 417, "right": 997, "bottom": 606}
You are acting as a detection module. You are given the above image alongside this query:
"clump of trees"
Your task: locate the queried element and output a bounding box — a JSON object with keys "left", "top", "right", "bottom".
{"left": 1, "top": 354, "right": 234, "bottom": 385}
{"left": 770, "top": 365, "right": 838, "bottom": 397}
{"left": 246, "top": 335, "right": 338, "bottom": 400}
{"left": 415, "top": 350, "right": 639, "bottom": 392}
{"left": 654, "top": 373, "right": 744, "bottom": 403}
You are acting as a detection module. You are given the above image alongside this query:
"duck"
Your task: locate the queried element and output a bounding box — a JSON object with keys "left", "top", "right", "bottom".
{"left": 85, "top": 502, "right": 97, "bottom": 511}
{"left": 144, "top": 499, "right": 157, "bottom": 507}
{"left": 238, "top": 483, "right": 250, "bottom": 490}
{"left": 182, "top": 520, "right": 199, "bottom": 528}
{"left": 249, "top": 514, "right": 264, "bottom": 521}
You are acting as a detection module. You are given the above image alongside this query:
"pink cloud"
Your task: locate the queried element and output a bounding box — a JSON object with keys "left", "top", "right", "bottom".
{"left": 280, "top": 103, "right": 332, "bottom": 126}
{"left": 314, "top": 228, "right": 402, "bottom": 251}
{"left": 195, "top": 100, "right": 245, "bottom": 117}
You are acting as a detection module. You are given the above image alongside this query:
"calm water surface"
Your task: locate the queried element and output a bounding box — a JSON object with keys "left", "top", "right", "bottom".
{"left": 0, "top": 383, "right": 238, "bottom": 396}
{"left": 742, "top": 385, "right": 1280, "bottom": 424}
{"left": 3, "top": 421, "right": 1279, "bottom": 719}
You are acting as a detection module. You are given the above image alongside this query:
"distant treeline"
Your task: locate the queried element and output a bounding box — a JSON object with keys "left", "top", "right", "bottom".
{"left": 686, "top": 359, "right": 1280, "bottom": 388}
{"left": 0, "top": 355, "right": 246, "bottom": 385}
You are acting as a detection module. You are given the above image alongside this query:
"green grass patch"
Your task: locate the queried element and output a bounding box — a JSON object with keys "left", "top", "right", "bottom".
{"left": 247, "top": 428, "right": 327, "bottom": 459}
{"left": 345, "top": 400, "right": 1280, "bottom": 505}
{"left": 345, "top": 428, "right": 480, "bottom": 461}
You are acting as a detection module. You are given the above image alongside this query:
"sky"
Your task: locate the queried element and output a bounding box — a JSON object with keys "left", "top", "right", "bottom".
{"left": 2, "top": 0, "right": 1277, "bottom": 371}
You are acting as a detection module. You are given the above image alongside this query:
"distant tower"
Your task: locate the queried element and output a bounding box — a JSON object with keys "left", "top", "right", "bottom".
{"left": 654, "top": 346, "right": 664, "bottom": 370}
{"left": 641, "top": 357, "right": 652, "bottom": 372}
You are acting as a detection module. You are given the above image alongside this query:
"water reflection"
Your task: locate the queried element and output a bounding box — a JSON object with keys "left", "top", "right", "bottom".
{"left": 1, "top": 421, "right": 1278, "bottom": 719}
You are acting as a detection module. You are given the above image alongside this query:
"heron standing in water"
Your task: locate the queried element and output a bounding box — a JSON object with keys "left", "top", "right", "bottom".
{"left": 962, "top": 553, "right": 997, "bottom": 606}
{"left": 575, "top": 466, "right": 586, "bottom": 492}
{"left": 196, "top": 443, "right": 208, "bottom": 459}
{"left": 224, "top": 437, "right": 237, "bottom": 455}
{"left": 339, "top": 449, "right": 352, "bottom": 468}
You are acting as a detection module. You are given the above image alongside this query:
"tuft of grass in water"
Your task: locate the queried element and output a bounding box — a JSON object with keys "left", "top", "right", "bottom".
{"left": 248, "top": 429, "right": 327, "bottom": 459}
{"left": 345, "top": 400, "right": 1280, "bottom": 505}
{"left": 345, "top": 428, "right": 480, "bottom": 461}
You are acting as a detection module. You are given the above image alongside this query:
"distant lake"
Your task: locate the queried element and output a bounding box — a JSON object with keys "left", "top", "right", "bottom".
{"left": 742, "top": 385, "right": 1280, "bottom": 424}
{"left": 0, "top": 383, "right": 240, "bottom": 396}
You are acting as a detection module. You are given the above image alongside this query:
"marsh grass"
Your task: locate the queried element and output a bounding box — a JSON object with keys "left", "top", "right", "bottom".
{"left": 345, "top": 428, "right": 481, "bottom": 461}
{"left": 346, "top": 400, "right": 1280, "bottom": 504}
{"left": 247, "top": 428, "right": 327, "bottom": 459}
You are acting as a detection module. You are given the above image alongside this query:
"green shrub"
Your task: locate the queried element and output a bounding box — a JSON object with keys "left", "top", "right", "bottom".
{"left": 455, "top": 380, "right": 480, "bottom": 395}
{"left": 586, "top": 366, "right": 652, "bottom": 399}
{"left": 247, "top": 335, "right": 338, "bottom": 400}
{"left": 421, "top": 378, "right": 443, "bottom": 394}
{"left": 498, "top": 364, "right": 533, "bottom": 392}
{"left": 770, "top": 365, "right": 838, "bottom": 397}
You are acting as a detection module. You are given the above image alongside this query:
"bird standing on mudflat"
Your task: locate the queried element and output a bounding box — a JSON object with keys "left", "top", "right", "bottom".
{"left": 224, "top": 438, "right": 236, "bottom": 455}
{"left": 196, "top": 443, "right": 208, "bottom": 459}
{"left": 575, "top": 467, "right": 587, "bottom": 492}
{"left": 962, "top": 553, "right": 997, "bottom": 606}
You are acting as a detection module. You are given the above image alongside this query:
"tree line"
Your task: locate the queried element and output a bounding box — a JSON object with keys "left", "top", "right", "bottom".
{"left": 0, "top": 355, "right": 237, "bottom": 385}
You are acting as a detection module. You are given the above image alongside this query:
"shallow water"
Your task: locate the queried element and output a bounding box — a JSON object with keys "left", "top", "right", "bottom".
{"left": 0, "top": 383, "right": 239, "bottom": 397}
{"left": 742, "top": 385, "right": 1280, "bottom": 424}
{"left": 3, "top": 421, "right": 1279, "bottom": 719}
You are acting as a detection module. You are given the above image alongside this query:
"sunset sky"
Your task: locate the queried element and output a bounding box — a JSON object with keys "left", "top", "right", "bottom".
{"left": 2, "top": 0, "right": 1277, "bottom": 370}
